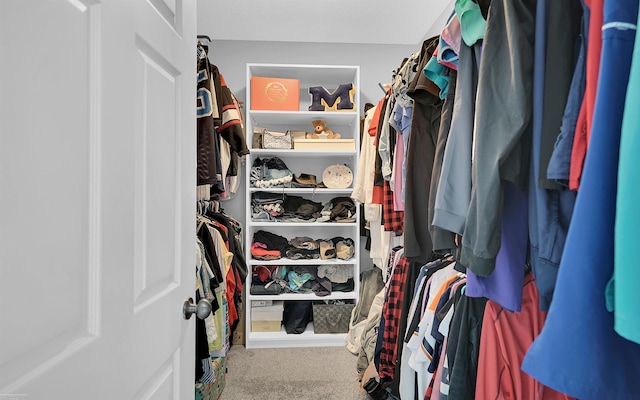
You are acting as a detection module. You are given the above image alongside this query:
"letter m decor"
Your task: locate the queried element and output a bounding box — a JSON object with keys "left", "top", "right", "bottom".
{"left": 308, "top": 83, "right": 355, "bottom": 111}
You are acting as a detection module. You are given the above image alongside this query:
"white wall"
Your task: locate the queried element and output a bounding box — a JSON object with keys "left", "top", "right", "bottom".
{"left": 207, "top": 40, "right": 419, "bottom": 108}
{"left": 206, "top": 40, "right": 420, "bottom": 269}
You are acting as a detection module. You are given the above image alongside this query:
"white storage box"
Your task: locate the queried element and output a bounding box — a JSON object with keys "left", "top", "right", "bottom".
{"left": 251, "top": 301, "right": 284, "bottom": 321}
{"left": 293, "top": 138, "right": 356, "bottom": 151}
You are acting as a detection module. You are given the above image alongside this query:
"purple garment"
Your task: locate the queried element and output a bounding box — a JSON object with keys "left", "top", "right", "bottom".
{"left": 393, "top": 103, "right": 413, "bottom": 203}
{"left": 465, "top": 181, "right": 528, "bottom": 311}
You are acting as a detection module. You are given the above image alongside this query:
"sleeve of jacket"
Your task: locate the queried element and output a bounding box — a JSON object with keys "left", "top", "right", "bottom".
{"left": 216, "top": 74, "right": 250, "bottom": 157}
{"left": 378, "top": 97, "right": 395, "bottom": 180}
{"left": 352, "top": 106, "right": 377, "bottom": 204}
{"left": 460, "top": 0, "right": 536, "bottom": 276}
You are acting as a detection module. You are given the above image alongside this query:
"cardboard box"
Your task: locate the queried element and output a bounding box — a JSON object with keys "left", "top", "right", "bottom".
{"left": 251, "top": 76, "right": 300, "bottom": 111}
{"left": 251, "top": 320, "right": 282, "bottom": 332}
{"left": 293, "top": 138, "right": 356, "bottom": 151}
{"left": 251, "top": 301, "right": 284, "bottom": 321}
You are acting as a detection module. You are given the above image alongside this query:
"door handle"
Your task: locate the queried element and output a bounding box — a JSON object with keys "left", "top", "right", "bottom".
{"left": 183, "top": 297, "right": 212, "bottom": 320}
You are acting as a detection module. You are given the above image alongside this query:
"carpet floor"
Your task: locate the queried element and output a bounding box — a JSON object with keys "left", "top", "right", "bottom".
{"left": 220, "top": 345, "right": 370, "bottom": 400}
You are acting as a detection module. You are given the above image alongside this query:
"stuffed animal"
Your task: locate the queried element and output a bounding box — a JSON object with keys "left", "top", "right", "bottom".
{"left": 308, "top": 119, "right": 341, "bottom": 139}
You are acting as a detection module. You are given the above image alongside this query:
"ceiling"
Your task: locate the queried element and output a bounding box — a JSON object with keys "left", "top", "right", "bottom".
{"left": 197, "top": 0, "right": 455, "bottom": 45}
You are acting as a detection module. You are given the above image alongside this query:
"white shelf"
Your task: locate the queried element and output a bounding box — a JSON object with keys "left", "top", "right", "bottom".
{"left": 248, "top": 258, "right": 358, "bottom": 266}
{"left": 249, "top": 187, "right": 354, "bottom": 194}
{"left": 246, "top": 322, "right": 348, "bottom": 348}
{"left": 248, "top": 110, "right": 358, "bottom": 126}
{"left": 249, "top": 148, "right": 357, "bottom": 158}
{"left": 247, "top": 63, "right": 359, "bottom": 86}
{"left": 250, "top": 221, "right": 358, "bottom": 227}
{"left": 245, "top": 63, "right": 360, "bottom": 349}
{"left": 249, "top": 292, "right": 357, "bottom": 301}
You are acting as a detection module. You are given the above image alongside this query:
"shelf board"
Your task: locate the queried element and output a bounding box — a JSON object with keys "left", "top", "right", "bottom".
{"left": 250, "top": 221, "right": 357, "bottom": 227}
{"left": 247, "top": 63, "right": 359, "bottom": 85}
{"left": 249, "top": 258, "right": 357, "bottom": 266}
{"left": 245, "top": 322, "right": 348, "bottom": 349}
{"left": 249, "top": 292, "right": 357, "bottom": 302}
{"left": 249, "top": 148, "right": 357, "bottom": 158}
{"left": 249, "top": 187, "right": 354, "bottom": 194}
{"left": 249, "top": 110, "right": 357, "bottom": 121}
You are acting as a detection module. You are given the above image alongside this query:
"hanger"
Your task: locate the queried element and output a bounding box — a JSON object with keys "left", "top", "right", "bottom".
{"left": 197, "top": 35, "right": 212, "bottom": 59}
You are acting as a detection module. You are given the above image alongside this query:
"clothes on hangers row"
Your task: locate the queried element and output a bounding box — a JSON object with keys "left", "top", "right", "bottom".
{"left": 357, "top": 249, "right": 573, "bottom": 400}
{"left": 351, "top": 0, "right": 640, "bottom": 398}
{"left": 195, "top": 210, "right": 247, "bottom": 383}
{"left": 196, "top": 42, "right": 249, "bottom": 200}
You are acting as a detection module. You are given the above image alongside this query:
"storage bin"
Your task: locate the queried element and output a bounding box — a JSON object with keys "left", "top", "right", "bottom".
{"left": 251, "top": 301, "right": 284, "bottom": 321}
{"left": 312, "top": 302, "right": 355, "bottom": 334}
{"left": 251, "top": 301, "right": 283, "bottom": 332}
{"left": 251, "top": 320, "right": 282, "bottom": 332}
{"left": 293, "top": 138, "right": 356, "bottom": 151}
{"left": 250, "top": 76, "right": 300, "bottom": 111}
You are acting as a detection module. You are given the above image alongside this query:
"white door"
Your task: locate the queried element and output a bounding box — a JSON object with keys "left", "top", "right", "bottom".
{"left": 0, "top": 1, "right": 198, "bottom": 398}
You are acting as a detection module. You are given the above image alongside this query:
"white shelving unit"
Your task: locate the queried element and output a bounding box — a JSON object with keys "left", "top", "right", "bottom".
{"left": 244, "top": 63, "right": 360, "bottom": 348}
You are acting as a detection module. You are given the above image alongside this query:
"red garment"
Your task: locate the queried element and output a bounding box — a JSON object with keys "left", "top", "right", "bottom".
{"left": 476, "top": 275, "right": 574, "bottom": 400}
{"left": 382, "top": 180, "right": 404, "bottom": 232}
{"left": 225, "top": 261, "right": 238, "bottom": 328}
{"left": 378, "top": 255, "right": 409, "bottom": 380}
{"left": 569, "top": 0, "right": 603, "bottom": 190}
{"left": 250, "top": 245, "right": 281, "bottom": 260}
{"left": 369, "top": 98, "right": 385, "bottom": 137}
{"left": 372, "top": 185, "right": 385, "bottom": 205}
{"left": 569, "top": 102, "right": 588, "bottom": 190}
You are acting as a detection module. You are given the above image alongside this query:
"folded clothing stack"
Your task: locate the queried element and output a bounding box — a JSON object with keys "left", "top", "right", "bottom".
{"left": 318, "top": 237, "right": 356, "bottom": 261}
{"left": 250, "top": 264, "right": 355, "bottom": 297}
{"left": 251, "top": 193, "right": 355, "bottom": 223}
{"left": 328, "top": 197, "right": 356, "bottom": 223}
{"left": 250, "top": 230, "right": 290, "bottom": 260}
{"left": 250, "top": 232, "right": 356, "bottom": 262}
{"left": 251, "top": 192, "right": 285, "bottom": 222}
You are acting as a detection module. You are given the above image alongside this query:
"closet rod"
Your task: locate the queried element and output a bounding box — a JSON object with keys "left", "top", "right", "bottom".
{"left": 197, "top": 34, "right": 212, "bottom": 42}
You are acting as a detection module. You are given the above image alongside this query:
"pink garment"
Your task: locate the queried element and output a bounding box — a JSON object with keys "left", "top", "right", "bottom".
{"left": 430, "top": 335, "right": 448, "bottom": 400}
{"left": 393, "top": 130, "right": 405, "bottom": 211}
{"left": 441, "top": 14, "right": 462, "bottom": 56}
{"left": 476, "top": 275, "right": 574, "bottom": 400}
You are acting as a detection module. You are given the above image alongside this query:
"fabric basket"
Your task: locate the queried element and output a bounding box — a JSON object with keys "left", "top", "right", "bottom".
{"left": 312, "top": 302, "right": 355, "bottom": 334}
{"left": 195, "top": 356, "right": 227, "bottom": 400}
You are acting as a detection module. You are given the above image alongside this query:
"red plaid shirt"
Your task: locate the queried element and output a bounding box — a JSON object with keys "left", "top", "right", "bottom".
{"left": 379, "top": 253, "right": 409, "bottom": 380}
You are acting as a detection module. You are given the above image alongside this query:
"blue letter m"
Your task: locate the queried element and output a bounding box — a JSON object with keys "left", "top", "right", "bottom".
{"left": 308, "top": 83, "right": 355, "bottom": 111}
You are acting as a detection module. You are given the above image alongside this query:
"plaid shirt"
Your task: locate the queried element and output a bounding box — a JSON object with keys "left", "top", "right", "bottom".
{"left": 379, "top": 253, "right": 410, "bottom": 380}
{"left": 382, "top": 179, "right": 404, "bottom": 233}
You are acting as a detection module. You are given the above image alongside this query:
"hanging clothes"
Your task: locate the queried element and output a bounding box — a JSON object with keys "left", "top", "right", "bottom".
{"left": 196, "top": 43, "right": 249, "bottom": 196}
{"left": 522, "top": 1, "right": 640, "bottom": 398}
{"left": 403, "top": 36, "right": 443, "bottom": 263}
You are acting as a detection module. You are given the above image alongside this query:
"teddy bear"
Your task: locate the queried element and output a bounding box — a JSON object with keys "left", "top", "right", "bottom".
{"left": 307, "top": 119, "right": 341, "bottom": 139}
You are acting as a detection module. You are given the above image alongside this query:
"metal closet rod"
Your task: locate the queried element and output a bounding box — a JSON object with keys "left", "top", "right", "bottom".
{"left": 197, "top": 34, "right": 212, "bottom": 42}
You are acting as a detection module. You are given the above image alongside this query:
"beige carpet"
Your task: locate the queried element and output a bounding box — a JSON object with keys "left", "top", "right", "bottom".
{"left": 220, "top": 345, "right": 370, "bottom": 400}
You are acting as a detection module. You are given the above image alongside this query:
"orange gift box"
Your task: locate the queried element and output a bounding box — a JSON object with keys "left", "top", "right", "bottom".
{"left": 251, "top": 76, "right": 300, "bottom": 111}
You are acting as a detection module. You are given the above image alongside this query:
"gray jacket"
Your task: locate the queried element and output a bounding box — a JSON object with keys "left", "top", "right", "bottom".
{"left": 460, "top": 0, "right": 536, "bottom": 276}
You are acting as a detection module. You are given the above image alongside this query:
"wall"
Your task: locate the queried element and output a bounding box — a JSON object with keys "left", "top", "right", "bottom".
{"left": 207, "top": 40, "right": 419, "bottom": 108}
{"left": 206, "top": 40, "right": 419, "bottom": 269}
